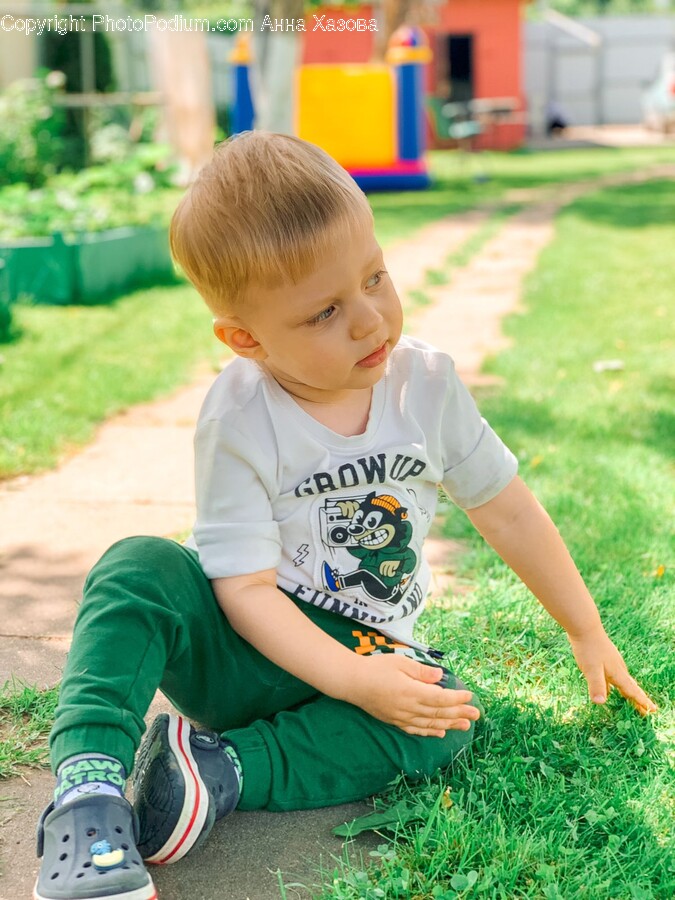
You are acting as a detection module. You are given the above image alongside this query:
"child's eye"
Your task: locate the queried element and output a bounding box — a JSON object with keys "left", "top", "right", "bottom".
{"left": 307, "top": 305, "right": 336, "bottom": 326}
{"left": 366, "top": 270, "right": 387, "bottom": 289}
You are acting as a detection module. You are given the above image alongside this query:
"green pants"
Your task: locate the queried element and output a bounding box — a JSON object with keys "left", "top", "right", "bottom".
{"left": 50, "top": 537, "right": 477, "bottom": 811}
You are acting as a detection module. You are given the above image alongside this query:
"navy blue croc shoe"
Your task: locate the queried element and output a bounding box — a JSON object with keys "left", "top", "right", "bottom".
{"left": 34, "top": 793, "right": 156, "bottom": 899}
{"left": 133, "top": 713, "right": 240, "bottom": 865}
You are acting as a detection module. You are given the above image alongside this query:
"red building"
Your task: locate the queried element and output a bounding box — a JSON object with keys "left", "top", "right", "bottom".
{"left": 302, "top": 0, "right": 526, "bottom": 150}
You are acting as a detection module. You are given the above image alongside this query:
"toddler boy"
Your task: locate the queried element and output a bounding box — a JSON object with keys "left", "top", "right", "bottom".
{"left": 34, "top": 132, "right": 655, "bottom": 900}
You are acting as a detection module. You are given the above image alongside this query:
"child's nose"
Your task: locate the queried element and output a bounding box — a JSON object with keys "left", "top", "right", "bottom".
{"left": 349, "top": 298, "right": 382, "bottom": 340}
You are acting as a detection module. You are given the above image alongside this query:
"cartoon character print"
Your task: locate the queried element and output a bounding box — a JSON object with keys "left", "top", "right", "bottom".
{"left": 321, "top": 492, "right": 417, "bottom": 605}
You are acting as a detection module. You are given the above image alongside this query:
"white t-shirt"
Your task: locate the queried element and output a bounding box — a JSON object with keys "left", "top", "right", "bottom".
{"left": 186, "top": 336, "right": 518, "bottom": 646}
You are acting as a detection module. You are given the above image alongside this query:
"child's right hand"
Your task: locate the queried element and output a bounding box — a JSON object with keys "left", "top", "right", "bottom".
{"left": 344, "top": 653, "right": 481, "bottom": 737}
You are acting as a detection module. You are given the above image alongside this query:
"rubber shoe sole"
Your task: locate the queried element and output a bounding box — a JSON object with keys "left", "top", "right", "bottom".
{"left": 133, "top": 715, "right": 212, "bottom": 865}
{"left": 34, "top": 883, "right": 157, "bottom": 900}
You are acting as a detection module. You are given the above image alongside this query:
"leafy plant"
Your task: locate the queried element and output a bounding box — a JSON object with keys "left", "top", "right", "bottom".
{"left": 0, "top": 146, "right": 180, "bottom": 241}
{"left": 0, "top": 71, "right": 69, "bottom": 188}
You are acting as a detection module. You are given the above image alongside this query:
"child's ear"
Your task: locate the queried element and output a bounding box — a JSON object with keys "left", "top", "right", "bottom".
{"left": 213, "top": 316, "right": 267, "bottom": 361}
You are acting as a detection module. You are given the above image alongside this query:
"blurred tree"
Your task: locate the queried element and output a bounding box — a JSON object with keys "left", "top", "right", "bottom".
{"left": 40, "top": 29, "right": 114, "bottom": 95}
{"left": 251, "top": 0, "right": 304, "bottom": 132}
{"left": 39, "top": 4, "right": 115, "bottom": 168}
{"left": 0, "top": 73, "right": 68, "bottom": 187}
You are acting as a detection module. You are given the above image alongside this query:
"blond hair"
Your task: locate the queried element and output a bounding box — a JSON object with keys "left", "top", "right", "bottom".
{"left": 170, "top": 131, "right": 373, "bottom": 314}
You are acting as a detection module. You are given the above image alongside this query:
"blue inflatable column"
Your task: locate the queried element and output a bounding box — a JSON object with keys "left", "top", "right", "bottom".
{"left": 386, "top": 27, "right": 432, "bottom": 163}
{"left": 230, "top": 35, "right": 254, "bottom": 134}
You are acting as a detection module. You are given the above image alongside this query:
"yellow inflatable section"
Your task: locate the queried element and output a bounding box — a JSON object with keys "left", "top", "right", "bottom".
{"left": 296, "top": 65, "right": 397, "bottom": 169}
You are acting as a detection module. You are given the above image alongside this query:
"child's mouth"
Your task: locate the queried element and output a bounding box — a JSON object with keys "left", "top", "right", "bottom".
{"left": 357, "top": 343, "right": 387, "bottom": 368}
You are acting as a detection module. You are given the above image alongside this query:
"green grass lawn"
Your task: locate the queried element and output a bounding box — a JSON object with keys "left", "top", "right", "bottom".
{"left": 302, "top": 178, "right": 674, "bottom": 898}
{"left": 0, "top": 681, "right": 59, "bottom": 778}
{"left": 371, "top": 145, "right": 675, "bottom": 245}
{"left": 0, "top": 284, "right": 224, "bottom": 478}
{"left": 2, "top": 146, "right": 673, "bottom": 481}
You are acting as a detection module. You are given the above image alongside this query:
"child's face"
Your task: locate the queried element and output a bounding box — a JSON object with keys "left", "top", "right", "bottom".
{"left": 222, "top": 223, "right": 403, "bottom": 403}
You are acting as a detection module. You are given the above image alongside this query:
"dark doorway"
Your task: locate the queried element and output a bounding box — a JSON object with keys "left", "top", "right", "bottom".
{"left": 447, "top": 35, "right": 474, "bottom": 104}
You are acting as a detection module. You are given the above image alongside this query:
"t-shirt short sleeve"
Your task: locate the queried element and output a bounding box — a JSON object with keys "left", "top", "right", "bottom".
{"left": 439, "top": 360, "right": 518, "bottom": 509}
{"left": 191, "top": 418, "right": 281, "bottom": 579}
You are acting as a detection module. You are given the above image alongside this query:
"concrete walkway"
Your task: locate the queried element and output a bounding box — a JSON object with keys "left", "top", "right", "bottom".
{"left": 1, "top": 165, "right": 672, "bottom": 899}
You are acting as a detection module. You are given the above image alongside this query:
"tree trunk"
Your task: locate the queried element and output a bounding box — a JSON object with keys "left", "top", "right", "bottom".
{"left": 251, "top": 0, "right": 304, "bottom": 133}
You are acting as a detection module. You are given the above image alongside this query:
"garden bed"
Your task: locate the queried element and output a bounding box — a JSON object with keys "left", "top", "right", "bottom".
{"left": 0, "top": 225, "right": 176, "bottom": 305}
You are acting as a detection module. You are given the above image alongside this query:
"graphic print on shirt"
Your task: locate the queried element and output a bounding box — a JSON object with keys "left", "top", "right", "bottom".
{"left": 320, "top": 492, "right": 417, "bottom": 606}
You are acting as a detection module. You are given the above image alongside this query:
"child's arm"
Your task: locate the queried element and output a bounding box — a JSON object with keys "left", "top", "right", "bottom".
{"left": 466, "top": 476, "right": 657, "bottom": 715}
{"left": 212, "top": 574, "right": 481, "bottom": 738}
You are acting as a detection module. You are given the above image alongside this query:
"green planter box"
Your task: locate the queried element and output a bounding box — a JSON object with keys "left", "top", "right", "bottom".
{"left": 0, "top": 226, "right": 176, "bottom": 306}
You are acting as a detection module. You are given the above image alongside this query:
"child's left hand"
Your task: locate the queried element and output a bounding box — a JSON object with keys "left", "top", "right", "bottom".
{"left": 567, "top": 627, "right": 657, "bottom": 716}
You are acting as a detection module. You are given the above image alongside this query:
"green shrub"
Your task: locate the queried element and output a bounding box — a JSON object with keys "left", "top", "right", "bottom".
{"left": 0, "top": 72, "right": 69, "bottom": 188}
{"left": 0, "top": 146, "right": 180, "bottom": 241}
